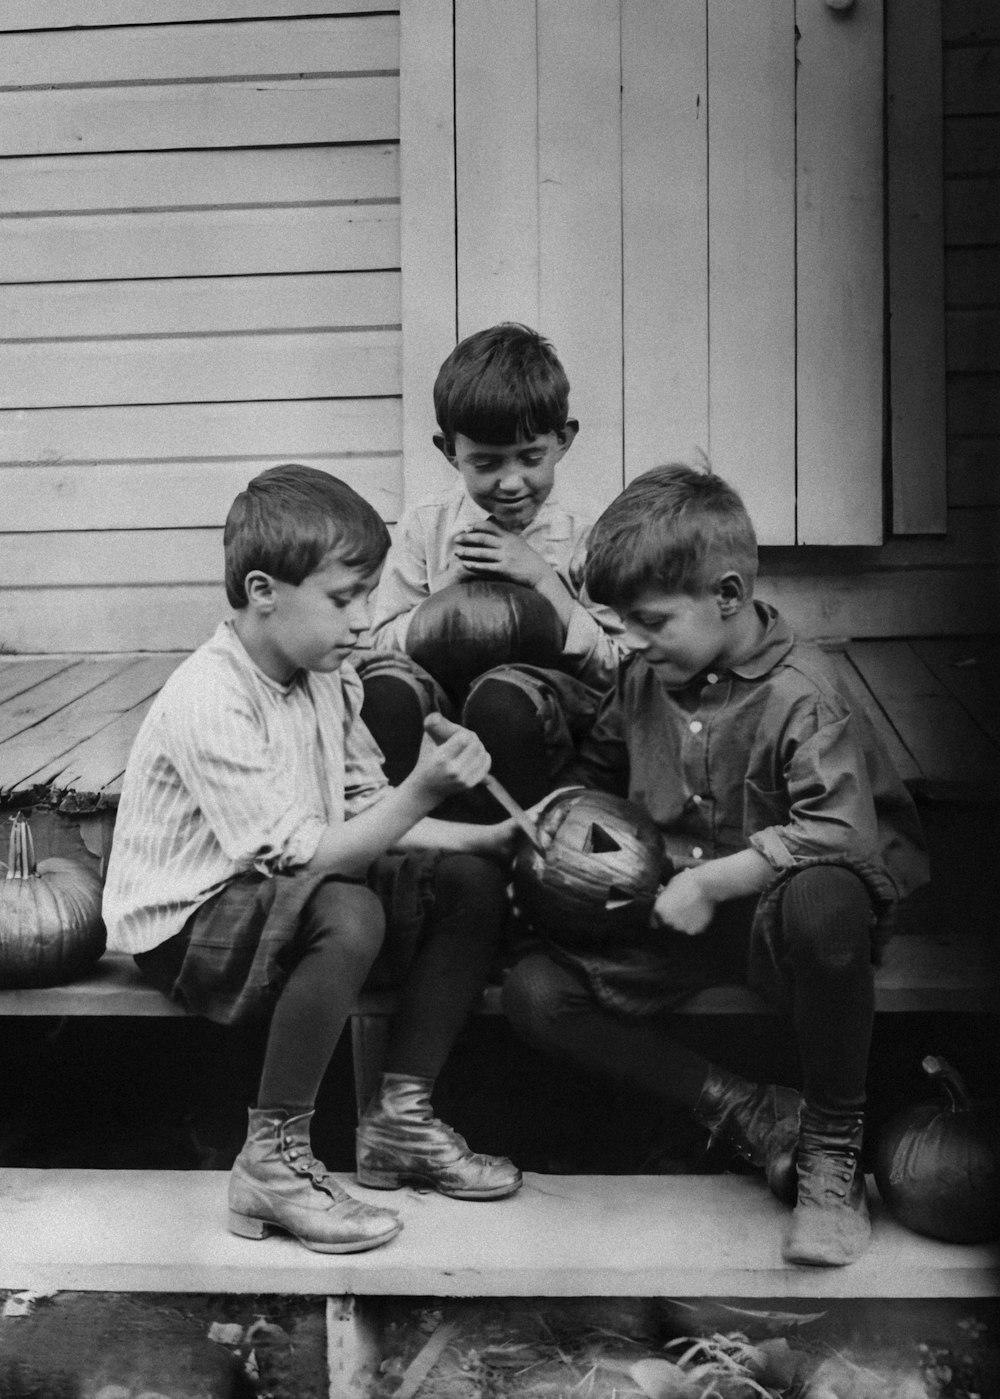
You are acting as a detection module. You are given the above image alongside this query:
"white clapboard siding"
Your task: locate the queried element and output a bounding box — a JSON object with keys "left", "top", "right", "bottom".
{"left": 0, "top": 588, "right": 228, "bottom": 654}
{"left": 1, "top": 145, "right": 398, "bottom": 214}
{"left": 1, "top": 458, "right": 403, "bottom": 533}
{"left": 0, "top": 1, "right": 387, "bottom": 28}
{"left": 2, "top": 207, "right": 399, "bottom": 284}
{"left": 622, "top": 0, "right": 708, "bottom": 476}
{"left": 0, "top": 272, "right": 400, "bottom": 340}
{"left": 706, "top": 0, "right": 795, "bottom": 544}
{"left": 795, "top": 0, "right": 884, "bottom": 544}
{"left": 0, "top": 78, "right": 398, "bottom": 158}
{"left": 1, "top": 14, "right": 398, "bottom": 85}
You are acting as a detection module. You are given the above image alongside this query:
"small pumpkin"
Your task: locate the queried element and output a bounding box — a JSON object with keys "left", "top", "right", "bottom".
{"left": 406, "top": 578, "right": 563, "bottom": 701}
{"left": 512, "top": 787, "right": 668, "bottom": 946}
{"left": 0, "top": 812, "right": 106, "bottom": 987}
{"left": 874, "top": 1054, "right": 1000, "bottom": 1244}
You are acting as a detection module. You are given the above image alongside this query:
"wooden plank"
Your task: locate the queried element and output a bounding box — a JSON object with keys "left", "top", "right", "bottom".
{"left": 0, "top": 15, "right": 398, "bottom": 86}
{"left": 795, "top": 0, "right": 884, "bottom": 543}
{"left": 0, "top": 656, "right": 184, "bottom": 792}
{"left": 948, "top": 375, "right": 1000, "bottom": 435}
{"left": 944, "top": 115, "right": 1000, "bottom": 176}
{"left": 28, "top": 681, "right": 180, "bottom": 792}
{"left": 622, "top": 0, "right": 709, "bottom": 476}
{"left": 909, "top": 636, "right": 1000, "bottom": 747}
{"left": 946, "top": 248, "right": 1000, "bottom": 306}
{"left": 0, "top": 329, "right": 400, "bottom": 410}
{"left": 0, "top": 657, "right": 136, "bottom": 746}
{"left": 942, "top": 0, "right": 1000, "bottom": 43}
{"left": 2, "top": 1169, "right": 996, "bottom": 1297}
{"left": 0, "top": 205, "right": 400, "bottom": 283}
{"left": 0, "top": 1, "right": 394, "bottom": 29}
{"left": 537, "top": 0, "right": 623, "bottom": 506}
{"left": 0, "top": 585, "right": 227, "bottom": 653}
{"left": 707, "top": 0, "right": 795, "bottom": 543}
{"left": 943, "top": 44, "right": 1000, "bottom": 116}
{"left": 1, "top": 531, "right": 224, "bottom": 587}
{"left": 1, "top": 457, "right": 403, "bottom": 533}
{"left": 0, "top": 272, "right": 400, "bottom": 340}
{"left": 399, "top": 0, "right": 457, "bottom": 506}
{"left": 887, "top": 0, "right": 947, "bottom": 535}
{"left": 0, "top": 78, "right": 399, "bottom": 157}
{"left": 947, "top": 309, "right": 1000, "bottom": 372}
{"left": 948, "top": 441, "right": 1000, "bottom": 508}
{"left": 810, "top": 647, "right": 921, "bottom": 785}
{"left": 454, "top": 0, "right": 539, "bottom": 336}
{"left": 0, "top": 657, "right": 81, "bottom": 708}
{"left": 0, "top": 953, "right": 185, "bottom": 1015}
{"left": 0, "top": 398, "right": 402, "bottom": 463}
{"left": 945, "top": 177, "right": 1000, "bottom": 245}
{"left": 846, "top": 639, "right": 1000, "bottom": 789}
{"left": 0, "top": 144, "right": 398, "bottom": 214}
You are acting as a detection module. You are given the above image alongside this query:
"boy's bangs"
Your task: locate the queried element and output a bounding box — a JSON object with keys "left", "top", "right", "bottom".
{"left": 448, "top": 380, "right": 565, "bottom": 445}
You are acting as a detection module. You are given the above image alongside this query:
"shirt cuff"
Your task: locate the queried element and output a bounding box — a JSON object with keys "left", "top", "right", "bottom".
{"left": 748, "top": 826, "right": 798, "bottom": 872}
{"left": 252, "top": 813, "right": 326, "bottom": 875}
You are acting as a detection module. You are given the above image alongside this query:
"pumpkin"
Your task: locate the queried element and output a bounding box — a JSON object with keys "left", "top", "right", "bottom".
{"left": 874, "top": 1054, "right": 1000, "bottom": 1244}
{"left": 512, "top": 787, "right": 668, "bottom": 946}
{"left": 0, "top": 812, "right": 106, "bottom": 987}
{"left": 406, "top": 578, "right": 563, "bottom": 700}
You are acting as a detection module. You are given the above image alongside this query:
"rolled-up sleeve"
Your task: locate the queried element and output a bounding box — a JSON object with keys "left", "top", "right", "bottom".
{"left": 748, "top": 709, "right": 882, "bottom": 871}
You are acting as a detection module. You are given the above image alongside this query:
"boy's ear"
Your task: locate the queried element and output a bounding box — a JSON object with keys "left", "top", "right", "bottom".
{"left": 555, "top": 418, "right": 580, "bottom": 458}
{"left": 244, "top": 569, "right": 277, "bottom": 612}
{"left": 432, "top": 432, "right": 456, "bottom": 464}
{"left": 715, "top": 571, "right": 747, "bottom": 617}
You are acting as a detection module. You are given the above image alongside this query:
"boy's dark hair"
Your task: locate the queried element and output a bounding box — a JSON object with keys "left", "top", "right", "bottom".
{"left": 585, "top": 463, "right": 758, "bottom": 607}
{"left": 433, "top": 322, "right": 570, "bottom": 446}
{"left": 224, "top": 463, "right": 390, "bottom": 608}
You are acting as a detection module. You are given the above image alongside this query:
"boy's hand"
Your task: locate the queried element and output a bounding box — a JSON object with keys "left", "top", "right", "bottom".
{"left": 412, "top": 713, "right": 491, "bottom": 802}
{"left": 453, "top": 521, "right": 550, "bottom": 587}
{"left": 650, "top": 868, "right": 716, "bottom": 937}
{"left": 465, "top": 818, "right": 518, "bottom": 861}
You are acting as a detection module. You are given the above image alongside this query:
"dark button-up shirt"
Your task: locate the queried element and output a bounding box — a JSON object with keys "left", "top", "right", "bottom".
{"left": 569, "top": 602, "right": 929, "bottom": 902}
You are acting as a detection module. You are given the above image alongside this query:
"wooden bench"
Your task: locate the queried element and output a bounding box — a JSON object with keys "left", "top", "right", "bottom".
{"left": 2, "top": 930, "right": 995, "bottom": 1116}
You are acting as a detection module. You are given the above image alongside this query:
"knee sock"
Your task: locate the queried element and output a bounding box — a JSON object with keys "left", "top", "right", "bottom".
{"left": 781, "top": 866, "right": 875, "bottom": 1116}
{"left": 257, "top": 883, "right": 384, "bottom": 1111}
{"left": 385, "top": 855, "right": 507, "bottom": 1080}
{"left": 360, "top": 674, "right": 427, "bottom": 786}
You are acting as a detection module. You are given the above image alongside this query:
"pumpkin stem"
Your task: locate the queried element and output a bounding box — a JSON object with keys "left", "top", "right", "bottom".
{"left": 5, "top": 813, "right": 38, "bottom": 881}
{"left": 922, "top": 1053, "right": 972, "bottom": 1112}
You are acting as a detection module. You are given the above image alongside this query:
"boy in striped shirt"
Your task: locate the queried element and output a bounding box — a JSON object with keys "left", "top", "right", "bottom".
{"left": 103, "top": 464, "right": 521, "bottom": 1256}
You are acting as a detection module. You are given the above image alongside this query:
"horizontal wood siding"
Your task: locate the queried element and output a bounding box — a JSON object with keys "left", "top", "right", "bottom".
{"left": 0, "top": 6, "right": 401, "bottom": 654}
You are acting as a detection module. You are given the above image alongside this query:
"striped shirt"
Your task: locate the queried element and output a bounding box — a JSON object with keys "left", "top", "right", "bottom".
{"left": 369, "top": 482, "right": 626, "bottom": 693}
{"left": 102, "top": 619, "right": 388, "bottom": 955}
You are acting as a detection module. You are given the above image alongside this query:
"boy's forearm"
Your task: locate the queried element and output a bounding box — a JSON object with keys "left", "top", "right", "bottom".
{"left": 393, "top": 816, "right": 505, "bottom": 856}
{"left": 305, "top": 783, "right": 434, "bottom": 876}
{"left": 689, "top": 848, "right": 774, "bottom": 902}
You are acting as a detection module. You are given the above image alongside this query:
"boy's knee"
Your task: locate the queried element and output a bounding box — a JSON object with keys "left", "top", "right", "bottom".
{"left": 432, "top": 853, "right": 507, "bottom": 941}
{"left": 781, "top": 866, "right": 873, "bottom": 973}
{"left": 502, "top": 954, "right": 572, "bottom": 1041}
{"left": 305, "top": 880, "right": 386, "bottom": 963}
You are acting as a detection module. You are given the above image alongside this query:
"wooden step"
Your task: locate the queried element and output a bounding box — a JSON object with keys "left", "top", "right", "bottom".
{"left": 1, "top": 1168, "right": 996, "bottom": 1299}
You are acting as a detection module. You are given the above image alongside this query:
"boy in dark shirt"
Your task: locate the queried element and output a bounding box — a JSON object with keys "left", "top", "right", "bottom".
{"left": 503, "top": 464, "right": 928, "bottom": 1267}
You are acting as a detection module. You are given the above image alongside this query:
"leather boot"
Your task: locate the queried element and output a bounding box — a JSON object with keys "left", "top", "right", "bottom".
{"left": 693, "top": 1066, "right": 801, "bottom": 1205}
{"left": 783, "top": 1106, "right": 870, "bottom": 1266}
{"left": 228, "top": 1108, "right": 401, "bottom": 1253}
{"left": 356, "top": 1073, "right": 522, "bottom": 1199}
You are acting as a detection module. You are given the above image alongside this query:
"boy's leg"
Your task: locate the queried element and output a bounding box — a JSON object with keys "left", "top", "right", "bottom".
{"left": 356, "top": 853, "right": 521, "bottom": 1199}
{"left": 356, "top": 653, "right": 454, "bottom": 785}
{"left": 503, "top": 950, "right": 799, "bottom": 1199}
{"left": 774, "top": 865, "right": 876, "bottom": 1266}
{"left": 461, "top": 665, "right": 599, "bottom": 809}
{"left": 229, "top": 880, "right": 401, "bottom": 1253}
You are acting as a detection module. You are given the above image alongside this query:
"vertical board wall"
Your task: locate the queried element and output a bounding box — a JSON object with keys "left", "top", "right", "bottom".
{"left": 0, "top": 2, "right": 401, "bottom": 653}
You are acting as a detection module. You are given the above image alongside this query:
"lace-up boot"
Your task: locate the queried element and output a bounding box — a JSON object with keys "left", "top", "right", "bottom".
{"left": 228, "top": 1108, "right": 401, "bottom": 1252}
{"left": 356, "top": 1073, "right": 522, "bottom": 1199}
{"left": 783, "top": 1106, "right": 870, "bottom": 1266}
{"left": 693, "top": 1066, "right": 801, "bottom": 1204}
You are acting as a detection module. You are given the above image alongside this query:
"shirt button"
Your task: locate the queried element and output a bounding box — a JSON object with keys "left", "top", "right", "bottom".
{"left": 689, "top": 720, "right": 703, "bottom": 734}
{"left": 691, "top": 794, "right": 703, "bottom": 806}
{"left": 706, "top": 672, "right": 719, "bottom": 684}
{"left": 691, "top": 846, "right": 704, "bottom": 859}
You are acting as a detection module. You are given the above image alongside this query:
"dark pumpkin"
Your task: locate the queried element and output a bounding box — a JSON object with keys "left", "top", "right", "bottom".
{"left": 405, "top": 578, "right": 563, "bottom": 700}
{"left": 512, "top": 787, "right": 667, "bottom": 946}
{"left": 874, "top": 1054, "right": 1000, "bottom": 1244}
{"left": 0, "top": 813, "right": 106, "bottom": 988}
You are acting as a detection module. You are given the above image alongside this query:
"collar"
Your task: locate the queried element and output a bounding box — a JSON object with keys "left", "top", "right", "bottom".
{"left": 725, "top": 601, "right": 796, "bottom": 679}
{"left": 453, "top": 485, "right": 565, "bottom": 536}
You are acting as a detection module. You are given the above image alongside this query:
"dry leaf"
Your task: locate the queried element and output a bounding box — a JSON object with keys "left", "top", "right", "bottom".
{"left": 630, "top": 1357, "right": 700, "bottom": 1398}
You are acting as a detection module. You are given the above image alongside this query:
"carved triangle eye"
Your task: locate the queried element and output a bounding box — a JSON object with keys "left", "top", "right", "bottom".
{"left": 587, "top": 823, "right": 621, "bottom": 855}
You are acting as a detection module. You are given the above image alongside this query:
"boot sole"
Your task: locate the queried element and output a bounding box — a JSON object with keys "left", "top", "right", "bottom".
{"left": 228, "top": 1209, "right": 402, "bottom": 1252}
{"left": 356, "top": 1166, "right": 522, "bottom": 1200}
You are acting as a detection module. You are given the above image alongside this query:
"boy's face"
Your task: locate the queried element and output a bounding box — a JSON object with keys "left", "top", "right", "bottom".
{"left": 436, "top": 425, "right": 577, "bottom": 532}
{"left": 616, "top": 584, "right": 732, "bottom": 689}
{"left": 250, "top": 552, "right": 381, "bottom": 682}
